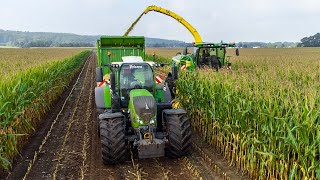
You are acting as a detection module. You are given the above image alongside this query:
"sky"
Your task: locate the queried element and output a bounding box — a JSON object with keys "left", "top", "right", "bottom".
{"left": 0, "top": 0, "right": 320, "bottom": 42}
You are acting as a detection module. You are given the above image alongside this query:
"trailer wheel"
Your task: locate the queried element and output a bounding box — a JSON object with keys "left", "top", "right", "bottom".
{"left": 165, "top": 113, "right": 192, "bottom": 157}
{"left": 100, "top": 117, "right": 127, "bottom": 164}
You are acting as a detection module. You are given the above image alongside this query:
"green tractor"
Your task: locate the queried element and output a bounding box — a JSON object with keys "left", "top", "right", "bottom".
{"left": 172, "top": 42, "right": 240, "bottom": 72}
{"left": 95, "top": 36, "right": 192, "bottom": 164}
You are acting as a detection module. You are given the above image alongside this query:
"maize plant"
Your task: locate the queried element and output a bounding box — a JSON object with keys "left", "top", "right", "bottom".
{"left": 0, "top": 48, "right": 84, "bottom": 80}
{"left": 146, "top": 54, "right": 171, "bottom": 64}
{"left": 174, "top": 48, "right": 320, "bottom": 179}
{"left": 0, "top": 50, "right": 91, "bottom": 172}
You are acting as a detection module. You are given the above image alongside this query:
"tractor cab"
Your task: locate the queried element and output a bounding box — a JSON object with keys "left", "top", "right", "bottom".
{"left": 194, "top": 42, "right": 239, "bottom": 70}
{"left": 196, "top": 46, "right": 224, "bottom": 66}
{"left": 118, "top": 62, "right": 155, "bottom": 107}
{"left": 171, "top": 42, "right": 239, "bottom": 72}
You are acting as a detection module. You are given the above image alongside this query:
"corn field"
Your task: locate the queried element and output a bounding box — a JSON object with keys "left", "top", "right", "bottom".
{"left": 173, "top": 48, "right": 320, "bottom": 179}
{"left": 0, "top": 49, "right": 91, "bottom": 172}
{"left": 146, "top": 47, "right": 194, "bottom": 58}
{"left": 0, "top": 48, "right": 85, "bottom": 80}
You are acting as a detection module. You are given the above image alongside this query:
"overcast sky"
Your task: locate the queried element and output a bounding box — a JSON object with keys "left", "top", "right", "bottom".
{"left": 1, "top": 0, "right": 319, "bottom": 42}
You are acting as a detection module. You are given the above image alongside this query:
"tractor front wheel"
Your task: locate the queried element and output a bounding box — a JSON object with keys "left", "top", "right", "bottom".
{"left": 165, "top": 113, "right": 192, "bottom": 157}
{"left": 100, "top": 117, "right": 127, "bottom": 164}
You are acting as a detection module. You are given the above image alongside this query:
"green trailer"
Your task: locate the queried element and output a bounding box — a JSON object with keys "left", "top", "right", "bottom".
{"left": 97, "top": 36, "right": 146, "bottom": 75}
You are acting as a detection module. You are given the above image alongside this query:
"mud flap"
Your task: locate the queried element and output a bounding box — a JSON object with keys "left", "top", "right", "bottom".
{"left": 138, "top": 139, "right": 165, "bottom": 159}
{"left": 95, "top": 87, "right": 105, "bottom": 109}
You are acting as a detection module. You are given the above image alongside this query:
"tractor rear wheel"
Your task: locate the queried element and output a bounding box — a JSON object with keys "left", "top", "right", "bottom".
{"left": 165, "top": 113, "right": 192, "bottom": 157}
{"left": 100, "top": 117, "right": 127, "bottom": 164}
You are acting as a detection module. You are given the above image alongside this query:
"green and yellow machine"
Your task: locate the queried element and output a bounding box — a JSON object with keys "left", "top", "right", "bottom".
{"left": 124, "top": 5, "right": 240, "bottom": 72}
{"left": 95, "top": 36, "right": 192, "bottom": 164}
{"left": 172, "top": 42, "right": 239, "bottom": 72}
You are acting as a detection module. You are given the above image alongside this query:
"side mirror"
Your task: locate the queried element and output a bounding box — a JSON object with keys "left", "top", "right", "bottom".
{"left": 110, "top": 73, "right": 116, "bottom": 93}
{"left": 110, "top": 72, "right": 120, "bottom": 112}
{"left": 96, "top": 67, "right": 103, "bottom": 82}
{"left": 183, "top": 47, "right": 188, "bottom": 55}
{"left": 236, "top": 48, "right": 240, "bottom": 56}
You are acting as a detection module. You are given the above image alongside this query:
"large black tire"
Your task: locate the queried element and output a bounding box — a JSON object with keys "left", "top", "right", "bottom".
{"left": 100, "top": 117, "right": 127, "bottom": 164}
{"left": 165, "top": 113, "right": 192, "bottom": 157}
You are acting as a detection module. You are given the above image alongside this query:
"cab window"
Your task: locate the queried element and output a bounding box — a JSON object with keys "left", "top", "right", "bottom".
{"left": 119, "top": 64, "right": 154, "bottom": 107}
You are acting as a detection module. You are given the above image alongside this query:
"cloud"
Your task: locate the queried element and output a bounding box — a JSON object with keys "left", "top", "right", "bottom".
{"left": 0, "top": 0, "right": 319, "bottom": 42}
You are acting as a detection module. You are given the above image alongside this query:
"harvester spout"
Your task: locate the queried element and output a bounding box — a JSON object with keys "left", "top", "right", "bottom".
{"left": 124, "top": 5, "right": 203, "bottom": 43}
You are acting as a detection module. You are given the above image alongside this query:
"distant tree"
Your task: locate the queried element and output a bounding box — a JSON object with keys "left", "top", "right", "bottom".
{"left": 300, "top": 33, "right": 320, "bottom": 47}
{"left": 57, "top": 42, "right": 94, "bottom": 47}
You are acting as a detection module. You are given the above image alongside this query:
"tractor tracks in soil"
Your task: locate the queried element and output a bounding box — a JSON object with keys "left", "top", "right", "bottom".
{"left": 6, "top": 53, "right": 95, "bottom": 180}
{"left": 4, "top": 52, "right": 248, "bottom": 180}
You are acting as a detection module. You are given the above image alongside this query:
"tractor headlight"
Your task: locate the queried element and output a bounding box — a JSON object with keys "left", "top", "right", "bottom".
{"left": 149, "top": 117, "right": 156, "bottom": 125}
{"left": 137, "top": 117, "right": 144, "bottom": 125}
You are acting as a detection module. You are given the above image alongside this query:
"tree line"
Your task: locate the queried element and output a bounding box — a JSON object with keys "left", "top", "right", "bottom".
{"left": 237, "top": 42, "right": 298, "bottom": 48}
{"left": 13, "top": 40, "right": 94, "bottom": 48}
{"left": 298, "top": 33, "right": 320, "bottom": 47}
{"left": 0, "top": 29, "right": 188, "bottom": 48}
{"left": 2, "top": 29, "right": 318, "bottom": 48}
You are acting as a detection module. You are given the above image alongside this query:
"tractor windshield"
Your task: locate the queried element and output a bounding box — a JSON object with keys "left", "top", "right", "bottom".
{"left": 119, "top": 63, "right": 154, "bottom": 107}
{"left": 197, "top": 47, "right": 226, "bottom": 66}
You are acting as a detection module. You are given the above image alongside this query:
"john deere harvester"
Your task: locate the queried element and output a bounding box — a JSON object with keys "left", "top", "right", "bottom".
{"left": 172, "top": 42, "right": 239, "bottom": 72}
{"left": 124, "top": 5, "right": 240, "bottom": 71}
{"left": 95, "top": 36, "right": 192, "bottom": 164}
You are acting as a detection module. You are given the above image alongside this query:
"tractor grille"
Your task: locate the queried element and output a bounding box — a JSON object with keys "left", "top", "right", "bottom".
{"left": 133, "top": 96, "right": 156, "bottom": 124}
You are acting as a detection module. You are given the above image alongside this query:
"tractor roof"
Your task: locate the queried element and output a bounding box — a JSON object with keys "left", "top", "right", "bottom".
{"left": 111, "top": 56, "right": 155, "bottom": 67}
{"left": 122, "top": 56, "right": 144, "bottom": 63}
{"left": 194, "top": 42, "right": 236, "bottom": 48}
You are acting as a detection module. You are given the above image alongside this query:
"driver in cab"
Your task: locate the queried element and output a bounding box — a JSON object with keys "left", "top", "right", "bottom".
{"left": 122, "top": 66, "right": 145, "bottom": 89}
{"left": 201, "top": 49, "right": 210, "bottom": 65}
{"left": 122, "top": 68, "right": 136, "bottom": 87}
